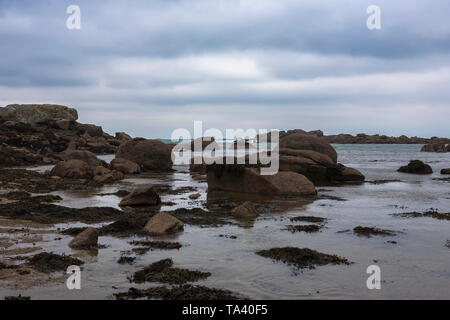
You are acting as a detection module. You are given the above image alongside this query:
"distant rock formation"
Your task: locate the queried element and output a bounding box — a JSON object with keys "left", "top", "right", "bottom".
{"left": 323, "top": 133, "right": 449, "bottom": 145}
{"left": 420, "top": 143, "right": 449, "bottom": 153}
{"left": 258, "top": 129, "right": 449, "bottom": 145}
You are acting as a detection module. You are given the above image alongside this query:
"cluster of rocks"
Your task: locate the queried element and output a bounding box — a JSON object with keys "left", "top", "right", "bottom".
{"left": 67, "top": 211, "right": 185, "bottom": 249}
{"left": 277, "top": 133, "right": 365, "bottom": 184}
{"left": 48, "top": 149, "right": 125, "bottom": 184}
{"left": 204, "top": 132, "right": 365, "bottom": 197}
{"left": 0, "top": 104, "right": 131, "bottom": 167}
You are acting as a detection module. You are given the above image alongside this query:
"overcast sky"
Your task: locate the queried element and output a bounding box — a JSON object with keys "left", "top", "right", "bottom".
{"left": 0, "top": 0, "right": 449, "bottom": 138}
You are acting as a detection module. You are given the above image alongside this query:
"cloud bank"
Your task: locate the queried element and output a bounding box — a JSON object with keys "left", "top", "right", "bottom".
{"left": 0, "top": 0, "right": 449, "bottom": 137}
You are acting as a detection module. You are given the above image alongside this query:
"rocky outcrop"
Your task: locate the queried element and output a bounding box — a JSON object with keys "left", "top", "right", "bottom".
{"left": 49, "top": 160, "right": 93, "bottom": 179}
{"left": 207, "top": 164, "right": 316, "bottom": 196}
{"left": 440, "top": 168, "right": 450, "bottom": 175}
{"left": 231, "top": 202, "right": 259, "bottom": 219}
{"left": 278, "top": 133, "right": 364, "bottom": 184}
{"left": 0, "top": 104, "right": 78, "bottom": 124}
{"left": 144, "top": 213, "right": 184, "bottom": 235}
{"left": 69, "top": 227, "right": 98, "bottom": 249}
{"left": 118, "top": 186, "right": 161, "bottom": 207}
{"left": 398, "top": 160, "right": 433, "bottom": 174}
{"left": 0, "top": 106, "right": 126, "bottom": 168}
{"left": 421, "top": 143, "right": 449, "bottom": 153}
{"left": 116, "top": 138, "right": 173, "bottom": 171}
{"left": 111, "top": 158, "right": 141, "bottom": 174}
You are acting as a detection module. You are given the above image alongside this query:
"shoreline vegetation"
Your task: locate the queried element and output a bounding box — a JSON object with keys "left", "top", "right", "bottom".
{"left": 0, "top": 104, "right": 449, "bottom": 300}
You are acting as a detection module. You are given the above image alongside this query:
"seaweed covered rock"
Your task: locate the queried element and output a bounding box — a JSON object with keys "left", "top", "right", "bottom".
{"left": 441, "top": 168, "right": 450, "bottom": 175}
{"left": 398, "top": 160, "right": 432, "bottom": 174}
{"left": 116, "top": 138, "right": 173, "bottom": 171}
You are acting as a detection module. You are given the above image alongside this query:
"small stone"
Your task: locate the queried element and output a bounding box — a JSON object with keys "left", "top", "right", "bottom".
{"left": 144, "top": 213, "right": 184, "bottom": 236}
{"left": 188, "top": 193, "right": 201, "bottom": 200}
{"left": 231, "top": 201, "right": 260, "bottom": 219}
{"left": 69, "top": 227, "right": 98, "bottom": 249}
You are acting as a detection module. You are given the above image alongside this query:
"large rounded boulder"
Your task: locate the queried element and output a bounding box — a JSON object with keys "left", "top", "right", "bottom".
{"left": 207, "top": 165, "right": 316, "bottom": 196}
{"left": 279, "top": 133, "right": 337, "bottom": 163}
{"left": 398, "top": 160, "right": 433, "bottom": 174}
{"left": 50, "top": 160, "right": 92, "bottom": 179}
{"left": 116, "top": 138, "right": 173, "bottom": 171}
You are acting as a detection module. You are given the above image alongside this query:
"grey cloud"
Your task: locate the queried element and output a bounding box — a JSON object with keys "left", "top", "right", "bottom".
{"left": 0, "top": 0, "right": 449, "bottom": 137}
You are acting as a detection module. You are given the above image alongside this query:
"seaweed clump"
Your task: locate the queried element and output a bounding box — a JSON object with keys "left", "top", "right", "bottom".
{"left": 4, "top": 294, "right": 31, "bottom": 300}
{"left": 26, "top": 252, "right": 83, "bottom": 272}
{"left": 114, "top": 285, "right": 243, "bottom": 300}
{"left": 353, "top": 226, "right": 397, "bottom": 238}
{"left": 118, "top": 256, "right": 136, "bottom": 265}
{"left": 256, "top": 247, "right": 350, "bottom": 270}
{"left": 130, "top": 240, "right": 182, "bottom": 255}
{"left": 130, "top": 258, "right": 211, "bottom": 285}
{"left": 284, "top": 224, "right": 323, "bottom": 233}
{"left": 391, "top": 209, "right": 449, "bottom": 221}
{"left": 289, "top": 216, "right": 327, "bottom": 223}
